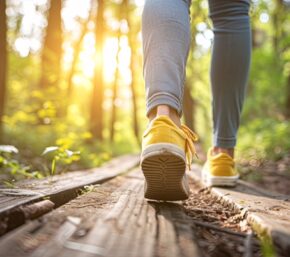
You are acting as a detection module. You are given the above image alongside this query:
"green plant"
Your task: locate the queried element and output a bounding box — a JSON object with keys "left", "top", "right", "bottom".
{"left": 42, "top": 146, "right": 80, "bottom": 175}
{"left": 238, "top": 119, "right": 290, "bottom": 160}
{"left": 260, "top": 237, "right": 276, "bottom": 257}
{"left": 79, "top": 184, "right": 98, "bottom": 195}
{"left": 0, "top": 145, "right": 43, "bottom": 184}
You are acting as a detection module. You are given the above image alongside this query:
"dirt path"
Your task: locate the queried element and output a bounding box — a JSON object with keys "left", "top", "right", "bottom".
{"left": 184, "top": 180, "right": 261, "bottom": 257}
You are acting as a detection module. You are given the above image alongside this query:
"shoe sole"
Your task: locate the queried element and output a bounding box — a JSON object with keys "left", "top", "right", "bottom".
{"left": 202, "top": 165, "right": 239, "bottom": 187}
{"left": 141, "top": 143, "right": 189, "bottom": 201}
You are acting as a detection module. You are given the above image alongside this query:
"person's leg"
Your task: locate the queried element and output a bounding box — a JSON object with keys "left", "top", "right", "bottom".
{"left": 208, "top": 0, "right": 251, "bottom": 157}
{"left": 142, "top": 0, "right": 191, "bottom": 127}
{"left": 141, "top": 0, "right": 198, "bottom": 201}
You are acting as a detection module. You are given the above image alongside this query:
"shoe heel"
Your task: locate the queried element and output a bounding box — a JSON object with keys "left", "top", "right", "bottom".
{"left": 141, "top": 144, "right": 189, "bottom": 201}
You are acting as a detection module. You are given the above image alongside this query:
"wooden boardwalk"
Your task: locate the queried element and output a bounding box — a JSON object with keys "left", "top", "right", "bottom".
{"left": 0, "top": 155, "right": 289, "bottom": 257}
{"left": 190, "top": 165, "right": 290, "bottom": 256}
{"left": 0, "top": 155, "right": 139, "bottom": 235}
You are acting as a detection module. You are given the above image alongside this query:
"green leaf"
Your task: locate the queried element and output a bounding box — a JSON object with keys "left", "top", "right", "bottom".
{"left": 0, "top": 156, "right": 6, "bottom": 164}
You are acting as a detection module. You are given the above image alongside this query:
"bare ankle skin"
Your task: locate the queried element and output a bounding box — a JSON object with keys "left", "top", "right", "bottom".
{"left": 212, "top": 147, "right": 234, "bottom": 158}
{"left": 148, "top": 105, "right": 181, "bottom": 127}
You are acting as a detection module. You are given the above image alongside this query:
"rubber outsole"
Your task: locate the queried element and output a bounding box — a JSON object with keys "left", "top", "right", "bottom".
{"left": 141, "top": 144, "right": 189, "bottom": 201}
{"left": 202, "top": 165, "right": 239, "bottom": 187}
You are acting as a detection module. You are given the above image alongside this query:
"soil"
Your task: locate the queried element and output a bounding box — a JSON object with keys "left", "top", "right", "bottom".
{"left": 183, "top": 180, "right": 262, "bottom": 257}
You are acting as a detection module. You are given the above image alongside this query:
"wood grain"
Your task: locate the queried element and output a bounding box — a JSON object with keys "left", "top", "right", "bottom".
{"left": 0, "top": 154, "right": 140, "bottom": 235}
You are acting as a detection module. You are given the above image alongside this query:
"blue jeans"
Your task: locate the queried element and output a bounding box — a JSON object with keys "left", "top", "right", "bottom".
{"left": 142, "top": 0, "right": 251, "bottom": 148}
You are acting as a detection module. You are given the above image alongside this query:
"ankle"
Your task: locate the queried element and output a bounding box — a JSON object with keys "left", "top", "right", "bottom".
{"left": 148, "top": 105, "right": 181, "bottom": 127}
{"left": 212, "top": 147, "right": 234, "bottom": 158}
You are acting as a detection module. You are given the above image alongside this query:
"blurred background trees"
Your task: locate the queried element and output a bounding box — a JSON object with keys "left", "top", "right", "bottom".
{"left": 39, "top": 0, "right": 62, "bottom": 89}
{"left": 0, "top": 0, "right": 289, "bottom": 180}
{"left": 0, "top": 0, "right": 7, "bottom": 141}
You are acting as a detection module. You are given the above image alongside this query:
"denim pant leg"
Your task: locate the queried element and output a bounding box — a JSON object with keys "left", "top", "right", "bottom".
{"left": 142, "top": 0, "right": 191, "bottom": 117}
{"left": 208, "top": 0, "right": 252, "bottom": 148}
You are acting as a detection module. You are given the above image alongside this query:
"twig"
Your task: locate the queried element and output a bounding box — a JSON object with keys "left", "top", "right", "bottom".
{"left": 243, "top": 232, "right": 253, "bottom": 257}
{"left": 192, "top": 220, "right": 246, "bottom": 238}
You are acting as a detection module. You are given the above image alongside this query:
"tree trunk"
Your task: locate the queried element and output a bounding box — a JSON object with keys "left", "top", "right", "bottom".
{"left": 285, "top": 74, "right": 290, "bottom": 119}
{"left": 182, "top": 19, "right": 198, "bottom": 132}
{"left": 125, "top": 0, "right": 140, "bottom": 145}
{"left": 0, "top": 0, "right": 7, "bottom": 142}
{"left": 272, "top": 0, "right": 285, "bottom": 56}
{"left": 39, "top": 0, "right": 62, "bottom": 88}
{"left": 128, "top": 42, "right": 140, "bottom": 145}
{"left": 110, "top": 33, "right": 121, "bottom": 142}
{"left": 66, "top": 12, "right": 92, "bottom": 115}
{"left": 90, "top": 0, "right": 105, "bottom": 140}
{"left": 183, "top": 81, "right": 195, "bottom": 132}
{"left": 272, "top": 0, "right": 290, "bottom": 119}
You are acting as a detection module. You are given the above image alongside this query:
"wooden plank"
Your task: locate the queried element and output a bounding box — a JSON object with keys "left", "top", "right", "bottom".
{"left": 30, "top": 216, "right": 81, "bottom": 257}
{"left": 189, "top": 164, "right": 290, "bottom": 256}
{"left": 0, "top": 169, "right": 202, "bottom": 257}
{"left": 0, "top": 173, "right": 129, "bottom": 257}
{"left": 156, "top": 202, "right": 200, "bottom": 257}
{"left": 56, "top": 176, "right": 157, "bottom": 257}
{"left": 0, "top": 216, "right": 81, "bottom": 257}
{"left": 0, "top": 154, "right": 140, "bottom": 236}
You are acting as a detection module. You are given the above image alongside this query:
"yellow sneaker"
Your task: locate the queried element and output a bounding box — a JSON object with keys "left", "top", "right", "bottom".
{"left": 202, "top": 148, "right": 239, "bottom": 187}
{"left": 140, "top": 115, "right": 198, "bottom": 201}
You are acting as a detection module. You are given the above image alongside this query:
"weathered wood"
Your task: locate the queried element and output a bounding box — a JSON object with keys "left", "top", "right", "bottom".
{"left": 157, "top": 204, "right": 181, "bottom": 257}
{"left": 156, "top": 202, "right": 201, "bottom": 257}
{"left": 0, "top": 169, "right": 201, "bottom": 257}
{"left": 189, "top": 164, "right": 290, "bottom": 256}
{"left": 0, "top": 219, "right": 47, "bottom": 257}
{"left": 20, "top": 200, "right": 55, "bottom": 220}
{"left": 30, "top": 216, "right": 81, "bottom": 257}
{"left": 56, "top": 177, "right": 156, "bottom": 257}
{"left": 0, "top": 154, "right": 139, "bottom": 236}
{"left": 0, "top": 216, "right": 81, "bottom": 257}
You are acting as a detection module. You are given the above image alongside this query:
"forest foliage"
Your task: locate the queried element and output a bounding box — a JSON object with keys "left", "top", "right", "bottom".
{"left": 0, "top": 0, "right": 289, "bottom": 182}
